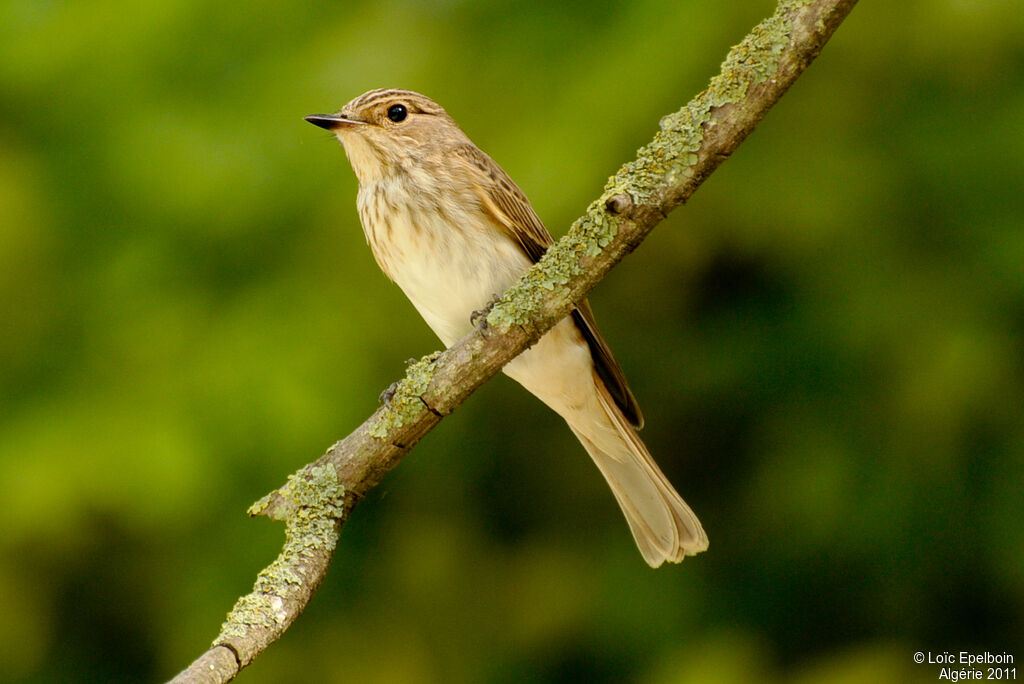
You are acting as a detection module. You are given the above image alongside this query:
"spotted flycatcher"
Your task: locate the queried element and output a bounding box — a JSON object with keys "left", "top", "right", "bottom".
{"left": 306, "top": 88, "right": 707, "bottom": 566}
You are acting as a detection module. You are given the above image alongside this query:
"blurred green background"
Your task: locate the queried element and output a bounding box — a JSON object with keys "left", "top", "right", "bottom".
{"left": 2, "top": 0, "right": 1022, "bottom": 681}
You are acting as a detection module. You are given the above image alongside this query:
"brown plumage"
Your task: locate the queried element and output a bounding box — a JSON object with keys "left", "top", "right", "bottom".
{"left": 306, "top": 89, "right": 708, "bottom": 566}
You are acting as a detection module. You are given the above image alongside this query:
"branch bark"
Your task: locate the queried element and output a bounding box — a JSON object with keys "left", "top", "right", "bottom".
{"left": 169, "top": 1, "right": 858, "bottom": 680}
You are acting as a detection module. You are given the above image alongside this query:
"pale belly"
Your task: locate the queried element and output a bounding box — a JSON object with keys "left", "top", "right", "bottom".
{"left": 359, "top": 189, "right": 599, "bottom": 422}
{"left": 361, "top": 187, "right": 533, "bottom": 346}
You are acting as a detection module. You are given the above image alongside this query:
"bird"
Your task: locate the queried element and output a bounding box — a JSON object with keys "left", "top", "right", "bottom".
{"left": 305, "top": 88, "right": 707, "bottom": 566}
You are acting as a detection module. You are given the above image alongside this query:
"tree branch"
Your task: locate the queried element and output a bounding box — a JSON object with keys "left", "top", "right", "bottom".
{"left": 168, "top": 1, "right": 858, "bottom": 681}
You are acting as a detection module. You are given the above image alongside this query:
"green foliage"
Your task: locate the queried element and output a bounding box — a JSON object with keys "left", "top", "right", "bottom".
{"left": 1, "top": 1, "right": 1021, "bottom": 681}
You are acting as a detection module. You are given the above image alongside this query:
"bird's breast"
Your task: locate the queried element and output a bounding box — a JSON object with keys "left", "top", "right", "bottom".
{"left": 357, "top": 178, "right": 532, "bottom": 346}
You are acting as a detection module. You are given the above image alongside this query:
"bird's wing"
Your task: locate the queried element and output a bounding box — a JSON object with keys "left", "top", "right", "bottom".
{"left": 453, "top": 144, "right": 644, "bottom": 428}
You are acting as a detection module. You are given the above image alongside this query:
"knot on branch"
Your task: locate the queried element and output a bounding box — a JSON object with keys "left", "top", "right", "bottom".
{"left": 604, "top": 193, "right": 633, "bottom": 216}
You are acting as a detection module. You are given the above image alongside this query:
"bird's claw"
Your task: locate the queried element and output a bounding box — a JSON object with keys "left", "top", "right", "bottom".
{"left": 379, "top": 380, "right": 400, "bottom": 405}
{"left": 470, "top": 295, "right": 501, "bottom": 330}
{"left": 379, "top": 359, "right": 420, "bottom": 404}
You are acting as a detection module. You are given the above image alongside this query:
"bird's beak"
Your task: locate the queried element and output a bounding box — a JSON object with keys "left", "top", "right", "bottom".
{"left": 304, "top": 114, "right": 364, "bottom": 130}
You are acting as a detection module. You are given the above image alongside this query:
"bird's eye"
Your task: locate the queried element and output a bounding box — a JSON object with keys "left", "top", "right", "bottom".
{"left": 386, "top": 104, "right": 408, "bottom": 123}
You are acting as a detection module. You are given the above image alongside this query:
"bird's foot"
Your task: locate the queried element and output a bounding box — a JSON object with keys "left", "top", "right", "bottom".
{"left": 378, "top": 358, "right": 419, "bottom": 404}
{"left": 470, "top": 295, "right": 501, "bottom": 330}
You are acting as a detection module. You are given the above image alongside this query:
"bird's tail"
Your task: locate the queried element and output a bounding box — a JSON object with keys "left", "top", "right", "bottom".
{"left": 568, "top": 373, "right": 708, "bottom": 567}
